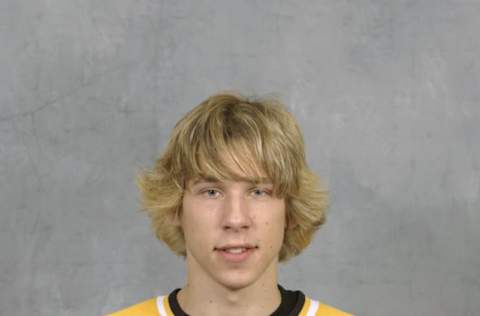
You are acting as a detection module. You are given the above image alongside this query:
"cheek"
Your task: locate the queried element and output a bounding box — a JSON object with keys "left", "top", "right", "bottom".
{"left": 260, "top": 221, "right": 285, "bottom": 256}
{"left": 180, "top": 199, "right": 198, "bottom": 240}
{"left": 181, "top": 198, "right": 215, "bottom": 239}
{"left": 268, "top": 201, "right": 286, "bottom": 228}
{"left": 260, "top": 205, "right": 286, "bottom": 242}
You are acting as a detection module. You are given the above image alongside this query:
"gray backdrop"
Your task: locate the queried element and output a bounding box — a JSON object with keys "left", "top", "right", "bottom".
{"left": 1, "top": 1, "right": 479, "bottom": 315}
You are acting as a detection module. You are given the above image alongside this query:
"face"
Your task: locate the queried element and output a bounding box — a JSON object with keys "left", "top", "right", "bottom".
{"left": 180, "top": 172, "right": 286, "bottom": 291}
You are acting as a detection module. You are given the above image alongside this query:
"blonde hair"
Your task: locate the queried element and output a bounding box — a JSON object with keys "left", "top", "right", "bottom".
{"left": 138, "top": 92, "right": 327, "bottom": 261}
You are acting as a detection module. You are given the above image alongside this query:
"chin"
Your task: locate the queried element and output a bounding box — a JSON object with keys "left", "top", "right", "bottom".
{"left": 214, "top": 270, "right": 259, "bottom": 291}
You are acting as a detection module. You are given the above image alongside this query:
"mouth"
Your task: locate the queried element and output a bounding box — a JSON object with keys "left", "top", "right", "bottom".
{"left": 214, "top": 244, "right": 258, "bottom": 262}
{"left": 215, "top": 244, "right": 258, "bottom": 252}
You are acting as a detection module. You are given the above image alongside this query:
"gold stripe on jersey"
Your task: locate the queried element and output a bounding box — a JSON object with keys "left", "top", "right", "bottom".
{"left": 106, "top": 298, "right": 158, "bottom": 316}
{"left": 299, "top": 296, "right": 312, "bottom": 316}
{"left": 315, "top": 301, "right": 354, "bottom": 316}
{"left": 163, "top": 295, "right": 175, "bottom": 316}
{"left": 156, "top": 295, "right": 174, "bottom": 316}
{"left": 306, "top": 299, "right": 320, "bottom": 316}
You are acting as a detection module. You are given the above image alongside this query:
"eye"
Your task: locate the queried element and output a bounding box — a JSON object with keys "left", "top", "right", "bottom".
{"left": 251, "top": 188, "right": 271, "bottom": 197}
{"left": 201, "top": 188, "right": 221, "bottom": 198}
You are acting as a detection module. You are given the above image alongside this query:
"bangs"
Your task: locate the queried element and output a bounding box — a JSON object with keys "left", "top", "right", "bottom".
{"left": 172, "top": 98, "right": 302, "bottom": 197}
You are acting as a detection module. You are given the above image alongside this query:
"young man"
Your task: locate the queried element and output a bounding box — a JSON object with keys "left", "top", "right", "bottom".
{"left": 108, "top": 93, "right": 353, "bottom": 315}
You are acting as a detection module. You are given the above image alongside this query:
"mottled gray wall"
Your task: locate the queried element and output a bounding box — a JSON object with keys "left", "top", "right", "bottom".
{"left": 1, "top": 1, "right": 479, "bottom": 315}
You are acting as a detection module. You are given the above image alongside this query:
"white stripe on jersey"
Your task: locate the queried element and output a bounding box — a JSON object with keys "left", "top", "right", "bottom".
{"left": 156, "top": 296, "right": 168, "bottom": 316}
{"left": 306, "top": 299, "right": 320, "bottom": 316}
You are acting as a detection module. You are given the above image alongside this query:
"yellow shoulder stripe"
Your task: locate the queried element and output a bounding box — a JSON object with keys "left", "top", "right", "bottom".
{"left": 315, "top": 302, "right": 354, "bottom": 316}
{"left": 162, "top": 295, "right": 175, "bottom": 316}
{"left": 106, "top": 298, "right": 159, "bottom": 316}
{"left": 299, "top": 297, "right": 312, "bottom": 316}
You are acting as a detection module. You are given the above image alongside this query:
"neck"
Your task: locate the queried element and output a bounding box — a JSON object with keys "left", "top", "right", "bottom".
{"left": 177, "top": 262, "right": 281, "bottom": 316}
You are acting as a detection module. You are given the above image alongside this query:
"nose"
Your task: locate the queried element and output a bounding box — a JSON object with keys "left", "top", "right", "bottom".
{"left": 221, "top": 193, "right": 252, "bottom": 231}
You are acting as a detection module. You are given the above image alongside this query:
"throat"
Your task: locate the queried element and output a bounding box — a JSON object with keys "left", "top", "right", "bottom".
{"left": 176, "top": 283, "right": 281, "bottom": 316}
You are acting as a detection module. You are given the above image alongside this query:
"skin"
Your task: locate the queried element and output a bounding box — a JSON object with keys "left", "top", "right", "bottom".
{"left": 176, "top": 167, "right": 287, "bottom": 316}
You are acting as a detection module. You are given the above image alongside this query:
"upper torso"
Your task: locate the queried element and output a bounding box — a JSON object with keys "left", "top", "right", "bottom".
{"left": 107, "top": 286, "right": 353, "bottom": 316}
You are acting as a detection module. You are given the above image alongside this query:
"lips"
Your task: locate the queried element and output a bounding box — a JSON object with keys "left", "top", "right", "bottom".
{"left": 214, "top": 244, "right": 258, "bottom": 263}
{"left": 215, "top": 244, "right": 257, "bottom": 252}
{"left": 222, "top": 247, "right": 248, "bottom": 254}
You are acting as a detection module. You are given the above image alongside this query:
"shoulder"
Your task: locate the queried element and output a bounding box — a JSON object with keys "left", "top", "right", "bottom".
{"left": 301, "top": 296, "right": 354, "bottom": 316}
{"left": 106, "top": 297, "right": 160, "bottom": 316}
